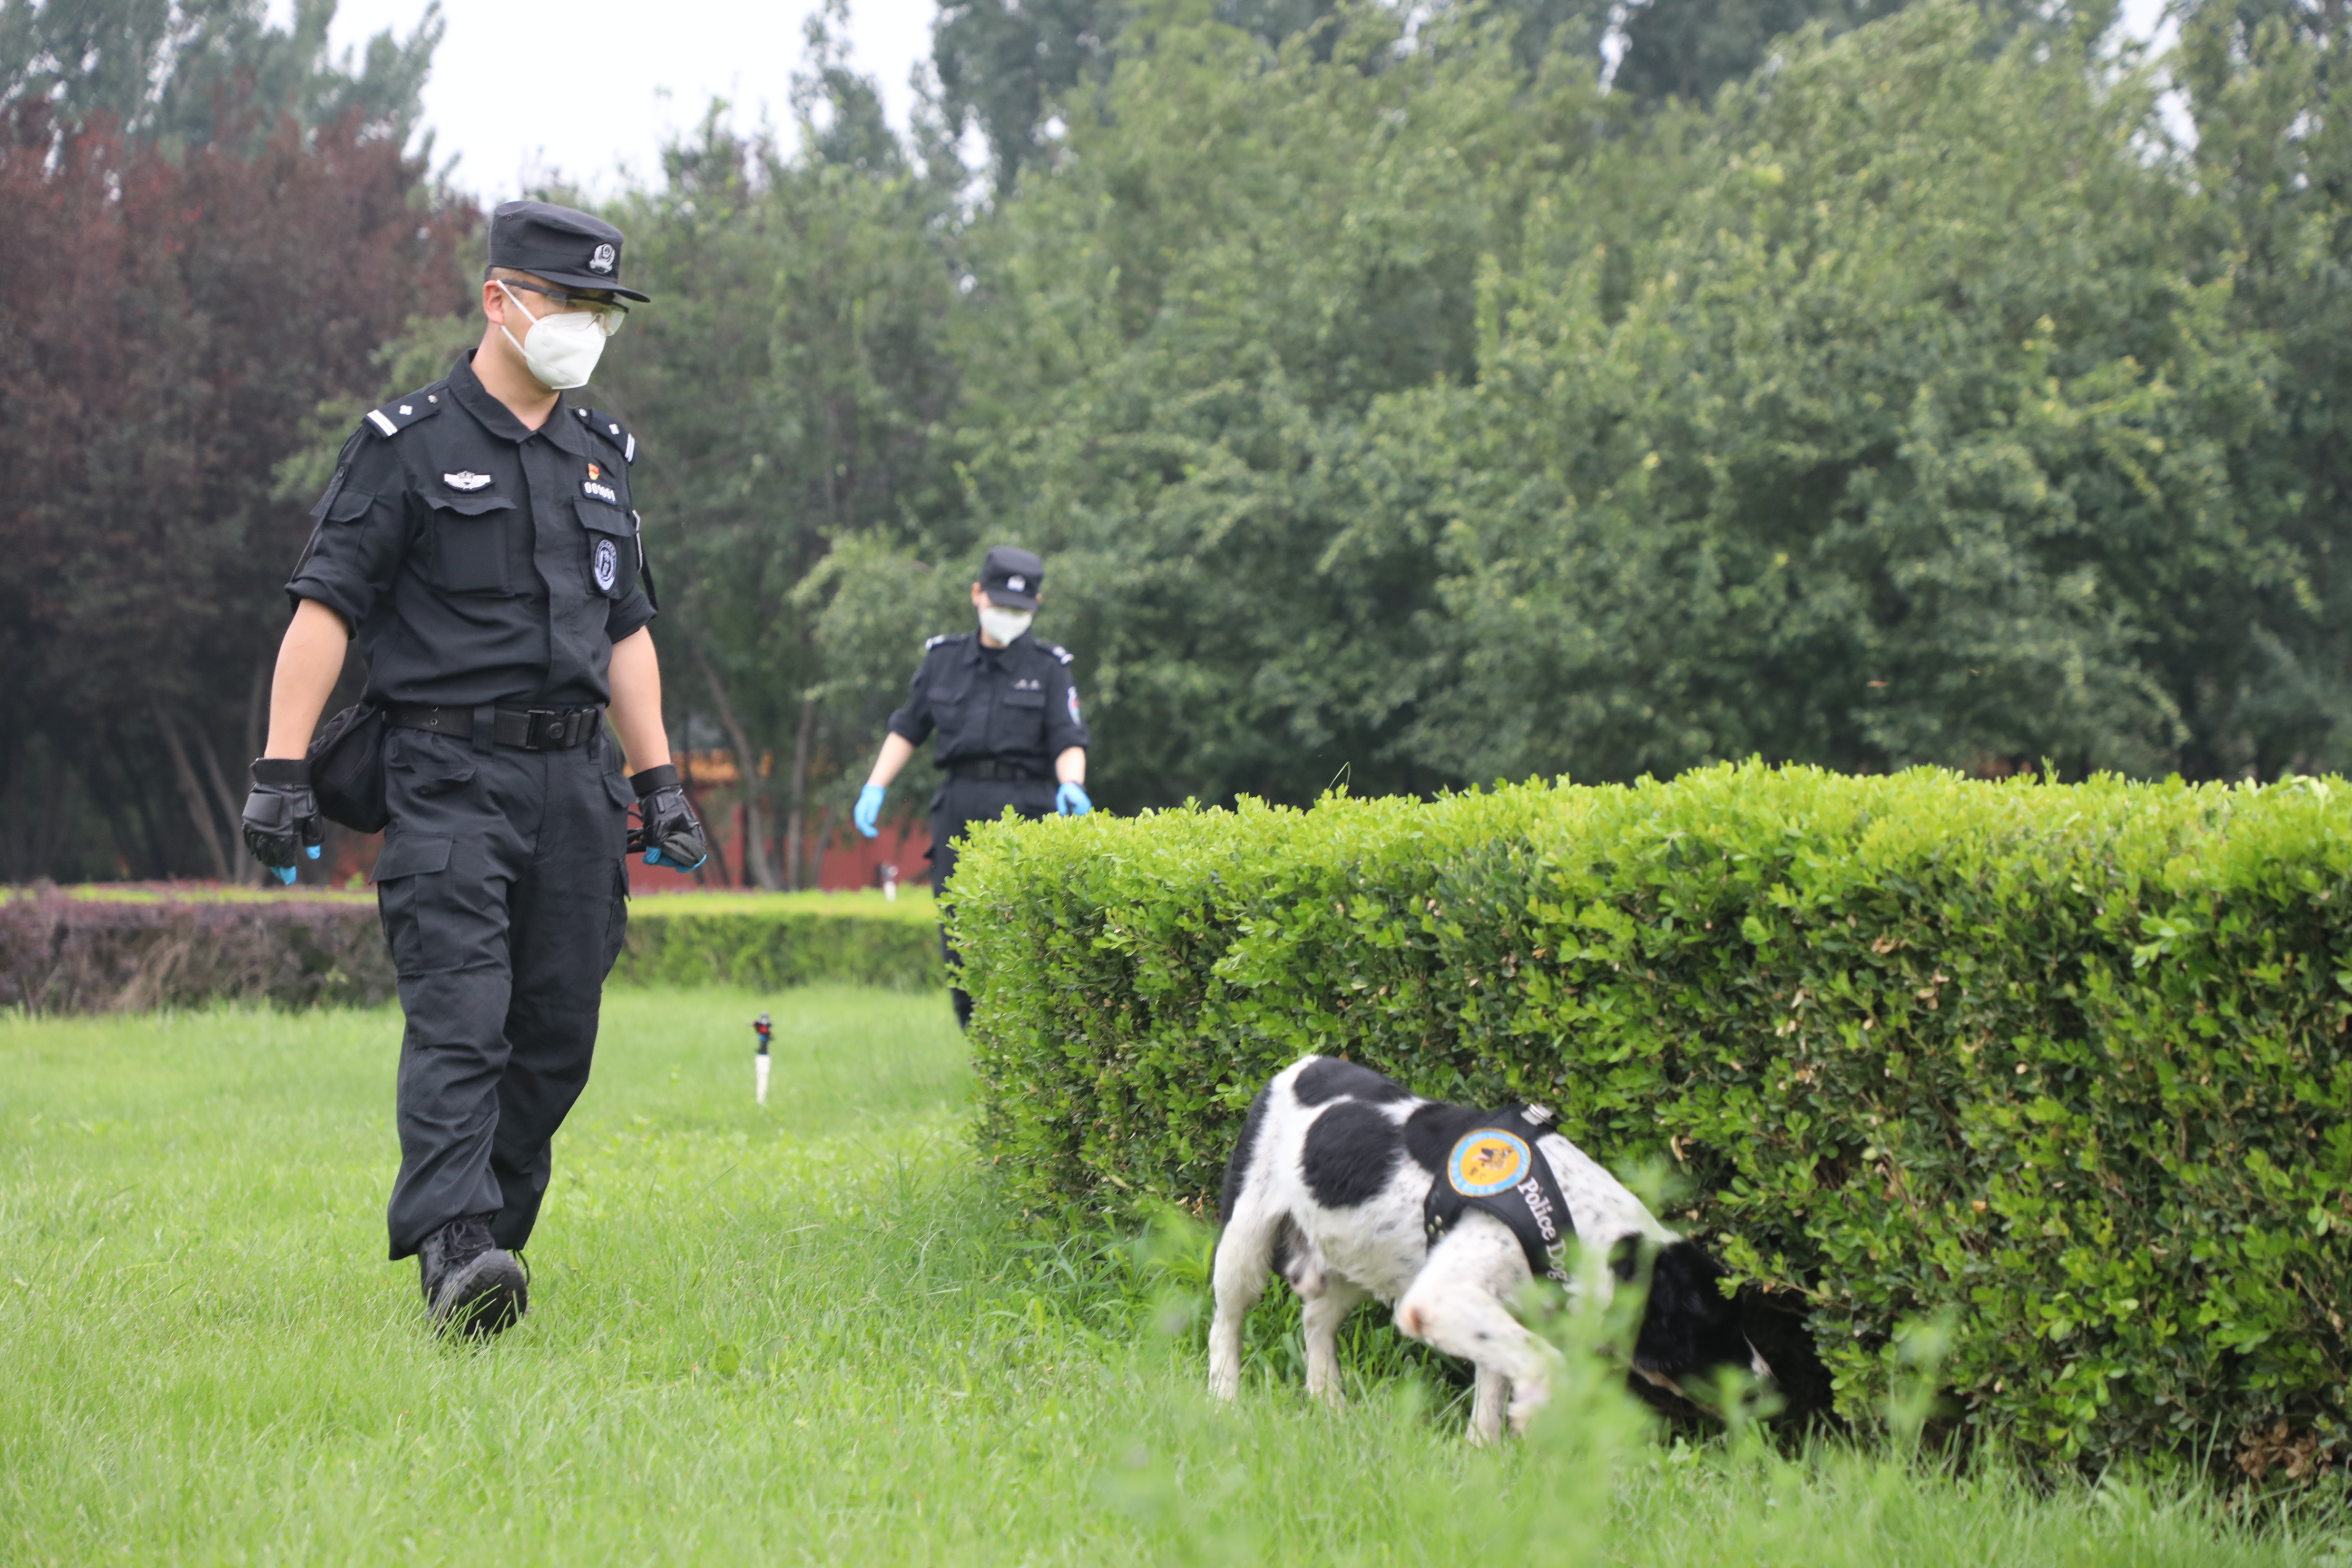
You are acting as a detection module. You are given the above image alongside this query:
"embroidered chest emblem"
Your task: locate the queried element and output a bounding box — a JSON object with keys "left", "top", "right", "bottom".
{"left": 443, "top": 472, "right": 492, "bottom": 492}
{"left": 1447, "top": 1130, "right": 1531, "bottom": 1197}
{"left": 582, "top": 478, "right": 619, "bottom": 504}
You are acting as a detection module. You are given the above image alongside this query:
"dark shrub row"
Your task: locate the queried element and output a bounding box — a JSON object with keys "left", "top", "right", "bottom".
{"left": 0, "top": 890, "right": 940, "bottom": 1013}
{"left": 949, "top": 765, "right": 2352, "bottom": 1473}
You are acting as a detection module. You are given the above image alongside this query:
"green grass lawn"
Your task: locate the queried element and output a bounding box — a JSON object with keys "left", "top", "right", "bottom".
{"left": 2, "top": 988, "right": 2345, "bottom": 1566}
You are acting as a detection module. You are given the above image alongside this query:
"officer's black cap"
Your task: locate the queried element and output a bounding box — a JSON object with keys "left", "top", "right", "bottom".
{"left": 979, "top": 545, "right": 1044, "bottom": 610}
{"left": 488, "top": 199, "right": 650, "bottom": 302}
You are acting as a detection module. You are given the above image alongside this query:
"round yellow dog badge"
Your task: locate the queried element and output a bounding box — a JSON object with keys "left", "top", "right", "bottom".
{"left": 1447, "top": 1129, "right": 1531, "bottom": 1197}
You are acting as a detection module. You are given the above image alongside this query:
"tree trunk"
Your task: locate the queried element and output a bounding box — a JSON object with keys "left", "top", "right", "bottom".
{"left": 189, "top": 719, "right": 255, "bottom": 887}
{"left": 805, "top": 799, "right": 836, "bottom": 890}
{"left": 785, "top": 697, "right": 816, "bottom": 891}
{"left": 151, "top": 703, "right": 230, "bottom": 881}
{"left": 691, "top": 645, "right": 780, "bottom": 890}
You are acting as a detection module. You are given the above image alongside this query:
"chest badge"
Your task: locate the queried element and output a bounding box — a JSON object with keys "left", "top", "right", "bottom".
{"left": 443, "top": 472, "right": 492, "bottom": 492}
{"left": 586, "top": 463, "right": 601, "bottom": 481}
{"left": 582, "top": 477, "right": 619, "bottom": 504}
{"left": 593, "top": 538, "right": 620, "bottom": 592}
{"left": 1447, "top": 1130, "right": 1532, "bottom": 1197}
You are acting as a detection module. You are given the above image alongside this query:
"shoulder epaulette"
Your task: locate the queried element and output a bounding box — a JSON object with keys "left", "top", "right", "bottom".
{"left": 574, "top": 405, "right": 638, "bottom": 463}
{"left": 362, "top": 383, "right": 448, "bottom": 438}
{"left": 924, "top": 632, "right": 953, "bottom": 651}
{"left": 1044, "top": 642, "right": 1074, "bottom": 665}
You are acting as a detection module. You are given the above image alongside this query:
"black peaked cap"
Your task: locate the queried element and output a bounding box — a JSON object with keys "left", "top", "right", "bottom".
{"left": 981, "top": 545, "right": 1044, "bottom": 610}
{"left": 489, "top": 200, "right": 650, "bottom": 302}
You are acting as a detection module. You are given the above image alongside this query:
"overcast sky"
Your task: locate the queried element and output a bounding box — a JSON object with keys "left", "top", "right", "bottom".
{"left": 282, "top": 0, "right": 2179, "bottom": 203}
{"left": 276, "top": 0, "right": 937, "bottom": 200}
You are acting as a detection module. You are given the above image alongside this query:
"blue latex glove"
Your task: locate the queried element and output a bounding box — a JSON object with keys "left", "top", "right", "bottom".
{"left": 1056, "top": 780, "right": 1093, "bottom": 817}
{"left": 854, "top": 782, "right": 885, "bottom": 838}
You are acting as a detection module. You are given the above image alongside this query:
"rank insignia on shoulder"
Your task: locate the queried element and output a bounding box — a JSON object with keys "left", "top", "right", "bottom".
{"left": 443, "top": 472, "right": 492, "bottom": 492}
{"left": 1046, "top": 643, "right": 1074, "bottom": 665}
{"left": 364, "top": 385, "right": 445, "bottom": 438}
{"left": 924, "top": 633, "right": 952, "bottom": 651}
{"left": 577, "top": 406, "right": 638, "bottom": 464}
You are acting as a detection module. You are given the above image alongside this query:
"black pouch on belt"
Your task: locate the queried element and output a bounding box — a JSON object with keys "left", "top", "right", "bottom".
{"left": 306, "top": 703, "right": 389, "bottom": 832}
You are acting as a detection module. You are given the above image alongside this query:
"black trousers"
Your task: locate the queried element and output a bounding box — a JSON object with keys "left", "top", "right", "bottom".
{"left": 372, "top": 724, "right": 634, "bottom": 1260}
{"left": 930, "top": 775, "right": 1056, "bottom": 1030}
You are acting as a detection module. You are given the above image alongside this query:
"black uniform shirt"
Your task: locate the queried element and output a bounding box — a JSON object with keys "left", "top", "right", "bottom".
{"left": 286, "top": 352, "right": 655, "bottom": 709}
{"left": 887, "top": 630, "right": 1090, "bottom": 772}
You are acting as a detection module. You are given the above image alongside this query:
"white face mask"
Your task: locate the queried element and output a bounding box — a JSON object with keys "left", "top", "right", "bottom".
{"left": 498, "top": 281, "right": 606, "bottom": 390}
{"left": 978, "top": 604, "right": 1034, "bottom": 645}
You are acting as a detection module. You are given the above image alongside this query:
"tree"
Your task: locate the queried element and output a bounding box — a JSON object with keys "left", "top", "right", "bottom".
{"left": 0, "top": 0, "right": 439, "bottom": 153}
{"left": 0, "top": 4, "right": 466, "bottom": 881}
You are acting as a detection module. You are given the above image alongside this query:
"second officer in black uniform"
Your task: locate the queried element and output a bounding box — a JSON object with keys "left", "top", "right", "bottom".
{"left": 240, "top": 201, "right": 707, "bottom": 1335}
{"left": 852, "top": 546, "right": 1090, "bottom": 1030}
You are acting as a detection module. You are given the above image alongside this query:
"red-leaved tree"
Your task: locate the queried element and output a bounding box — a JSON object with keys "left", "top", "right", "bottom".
{"left": 0, "top": 97, "right": 473, "bottom": 878}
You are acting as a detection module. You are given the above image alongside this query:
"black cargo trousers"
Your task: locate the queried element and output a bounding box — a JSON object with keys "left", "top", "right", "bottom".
{"left": 929, "top": 773, "right": 1056, "bottom": 1031}
{"left": 371, "top": 723, "right": 634, "bottom": 1260}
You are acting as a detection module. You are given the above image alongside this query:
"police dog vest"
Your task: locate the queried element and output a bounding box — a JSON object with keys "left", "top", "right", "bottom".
{"left": 1422, "top": 1105, "right": 1573, "bottom": 1284}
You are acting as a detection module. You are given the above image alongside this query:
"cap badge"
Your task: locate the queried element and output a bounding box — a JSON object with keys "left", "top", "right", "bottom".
{"left": 589, "top": 243, "right": 616, "bottom": 275}
{"left": 443, "top": 472, "right": 492, "bottom": 492}
{"left": 1007, "top": 574, "right": 1026, "bottom": 592}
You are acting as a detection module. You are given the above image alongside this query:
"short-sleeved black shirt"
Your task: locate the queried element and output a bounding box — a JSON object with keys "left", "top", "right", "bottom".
{"left": 887, "top": 630, "right": 1090, "bottom": 772}
{"left": 285, "top": 352, "right": 655, "bottom": 710}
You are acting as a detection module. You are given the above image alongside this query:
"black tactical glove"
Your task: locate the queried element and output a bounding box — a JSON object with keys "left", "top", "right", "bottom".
{"left": 242, "top": 758, "right": 323, "bottom": 885}
{"left": 627, "top": 764, "right": 707, "bottom": 872}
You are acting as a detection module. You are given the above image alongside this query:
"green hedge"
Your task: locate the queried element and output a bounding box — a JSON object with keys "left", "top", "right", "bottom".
{"left": 950, "top": 764, "right": 2352, "bottom": 1473}
{"left": 616, "top": 894, "right": 942, "bottom": 991}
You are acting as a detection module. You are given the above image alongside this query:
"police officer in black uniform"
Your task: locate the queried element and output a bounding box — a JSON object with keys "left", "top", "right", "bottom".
{"left": 240, "top": 201, "right": 707, "bottom": 1335}
{"left": 852, "top": 546, "right": 1090, "bottom": 1030}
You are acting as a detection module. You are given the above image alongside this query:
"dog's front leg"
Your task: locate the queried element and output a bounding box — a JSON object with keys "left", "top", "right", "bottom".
{"left": 1396, "top": 1226, "right": 1559, "bottom": 1444}
{"left": 1301, "top": 1277, "right": 1369, "bottom": 1409}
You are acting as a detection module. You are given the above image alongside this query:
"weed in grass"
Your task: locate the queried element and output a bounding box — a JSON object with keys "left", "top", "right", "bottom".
{"left": 0, "top": 986, "right": 2344, "bottom": 1565}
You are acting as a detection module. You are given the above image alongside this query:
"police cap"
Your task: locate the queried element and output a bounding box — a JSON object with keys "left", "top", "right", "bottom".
{"left": 980, "top": 545, "right": 1044, "bottom": 610}
{"left": 488, "top": 199, "right": 650, "bottom": 302}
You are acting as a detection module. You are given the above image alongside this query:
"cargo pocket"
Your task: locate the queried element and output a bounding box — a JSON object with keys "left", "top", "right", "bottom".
{"left": 576, "top": 498, "right": 634, "bottom": 599}
{"left": 425, "top": 491, "right": 517, "bottom": 594}
{"left": 371, "top": 834, "right": 453, "bottom": 978}
{"left": 600, "top": 857, "right": 631, "bottom": 980}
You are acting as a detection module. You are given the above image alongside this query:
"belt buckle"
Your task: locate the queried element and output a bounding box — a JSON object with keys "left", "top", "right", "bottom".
{"left": 522, "top": 708, "right": 560, "bottom": 751}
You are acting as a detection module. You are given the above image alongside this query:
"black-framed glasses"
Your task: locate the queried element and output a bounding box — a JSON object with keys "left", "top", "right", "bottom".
{"left": 498, "top": 279, "right": 629, "bottom": 337}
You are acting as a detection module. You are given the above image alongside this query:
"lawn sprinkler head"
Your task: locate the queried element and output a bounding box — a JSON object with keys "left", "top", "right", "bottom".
{"left": 752, "top": 1012, "right": 773, "bottom": 1105}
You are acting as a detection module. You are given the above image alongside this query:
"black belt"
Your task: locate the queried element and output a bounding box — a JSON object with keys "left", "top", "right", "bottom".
{"left": 387, "top": 703, "right": 603, "bottom": 751}
{"left": 948, "top": 759, "right": 1045, "bottom": 782}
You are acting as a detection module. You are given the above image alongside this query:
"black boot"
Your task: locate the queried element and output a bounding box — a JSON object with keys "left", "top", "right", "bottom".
{"left": 417, "top": 1213, "right": 528, "bottom": 1336}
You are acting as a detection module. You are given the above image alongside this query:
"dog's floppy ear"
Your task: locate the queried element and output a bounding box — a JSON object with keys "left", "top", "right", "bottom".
{"left": 1630, "top": 1240, "right": 1751, "bottom": 1388}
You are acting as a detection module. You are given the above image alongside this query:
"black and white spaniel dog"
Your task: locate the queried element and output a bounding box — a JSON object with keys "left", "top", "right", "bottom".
{"left": 1209, "top": 1054, "right": 1770, "bottom": 1442}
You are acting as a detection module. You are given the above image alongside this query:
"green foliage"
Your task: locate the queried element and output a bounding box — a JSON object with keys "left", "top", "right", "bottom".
{"left": 618, "top": 899, "right": 943, "bottom": 989}
{"left": 6, "top": 989, "right": 2339, "bottom": 1561}
{"left": 952, "top": 762, "right": 2352, "bottom": 1471}
{"left": 0, "top": 0, "right": 441, "bottom": 152}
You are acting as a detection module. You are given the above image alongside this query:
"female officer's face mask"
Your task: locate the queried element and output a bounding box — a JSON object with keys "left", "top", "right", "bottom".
{"left": 497, "top": 281, "right": 606, "bottom": 390}
{"left": 978, "top": 604, "right": 1034, "bottom": 645}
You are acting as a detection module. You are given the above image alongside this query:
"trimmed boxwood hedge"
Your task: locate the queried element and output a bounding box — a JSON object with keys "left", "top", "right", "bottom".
{"left": 948, "top": 763, "right": 2352, "bottom": 1473}
{"left": 615, "top": 898, "right": 941, "bottom": 990}
{"left": 0, "top": 887, "right": 941, "bottom": 1012}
